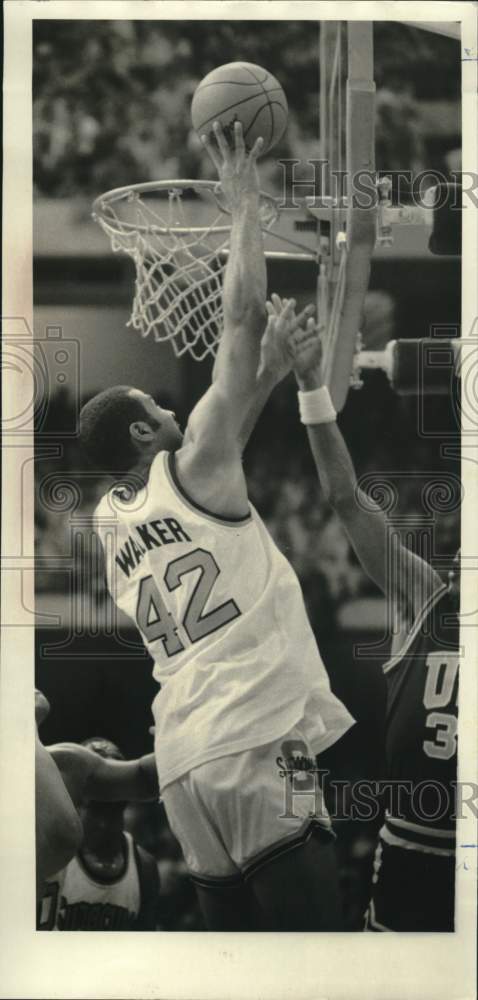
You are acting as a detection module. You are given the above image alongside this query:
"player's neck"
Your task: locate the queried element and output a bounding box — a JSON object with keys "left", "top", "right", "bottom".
{"left": 125, "top": 452, "right": 159, "bottom": 488}
{"left": 82, "top": 834, "right": 125, "bottom": 866}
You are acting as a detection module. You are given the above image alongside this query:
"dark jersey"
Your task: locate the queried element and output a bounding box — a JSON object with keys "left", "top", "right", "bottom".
{"left": 382, "top": 583, "right": 459, "bottom": 854}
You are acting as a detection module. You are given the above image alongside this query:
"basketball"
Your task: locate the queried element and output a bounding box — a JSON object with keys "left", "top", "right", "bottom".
{"left": 191, "top": 62, "right": 288, "bottom": 155}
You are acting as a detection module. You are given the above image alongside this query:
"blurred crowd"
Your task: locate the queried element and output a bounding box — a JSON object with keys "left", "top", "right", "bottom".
{"left": 33, "top": 20, "right": 460, "bottom": 200}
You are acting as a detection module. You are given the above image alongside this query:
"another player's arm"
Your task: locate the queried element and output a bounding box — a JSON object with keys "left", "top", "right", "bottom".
{"left": 35, "top": 729, "right": 83, "bottom": 891}
{"left": 236, "top": 295, "right": 316, "bottom": 451}
{"left": 298, "top": 346, "right": 441, "bottom": 618}
{"left": 49, "top": 744, "right": 159, "bottom": 806}
{"left": 263, "top": 306, "right": 442, "bottom": 617}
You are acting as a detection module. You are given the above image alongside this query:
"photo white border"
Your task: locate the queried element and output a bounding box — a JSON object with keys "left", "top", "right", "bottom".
{"left": 1, "top": 3, "right": 477, "bottom": 998}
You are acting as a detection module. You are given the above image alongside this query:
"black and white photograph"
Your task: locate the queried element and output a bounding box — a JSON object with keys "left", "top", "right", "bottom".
{"left": 1, "top": 2, "right": 477, "bottom": 998}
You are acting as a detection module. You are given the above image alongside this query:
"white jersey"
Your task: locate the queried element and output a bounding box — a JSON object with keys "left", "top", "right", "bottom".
{"left": 95, "top": 450, "right": 354, "bottom": 787}
{"left": 37, "top": 833, "right": 141, "bottom": 930}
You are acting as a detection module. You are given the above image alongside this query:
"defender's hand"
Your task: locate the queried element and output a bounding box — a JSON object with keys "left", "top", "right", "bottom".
{"left": 289, "top": 319, "right": 324, "bottom": 383}
{"left": 257, "top": 295, "right": 315, "bottom": 382}
{"left": 201, "top": 121, "right": 263, "bottom": 209}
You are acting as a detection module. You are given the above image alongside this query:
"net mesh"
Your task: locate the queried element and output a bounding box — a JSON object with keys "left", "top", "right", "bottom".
{"left": 93, "top": 182, "right": 281, "bottom": 361}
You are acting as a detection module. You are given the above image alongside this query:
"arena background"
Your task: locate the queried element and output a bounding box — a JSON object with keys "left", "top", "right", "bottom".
{"left": 33, "top": 20, "right": 461, "bottom": 929}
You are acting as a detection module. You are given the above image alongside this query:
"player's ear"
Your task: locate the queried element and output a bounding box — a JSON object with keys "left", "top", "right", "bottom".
{"left": 129, "top": 420, "right": 158, "bottom": 444}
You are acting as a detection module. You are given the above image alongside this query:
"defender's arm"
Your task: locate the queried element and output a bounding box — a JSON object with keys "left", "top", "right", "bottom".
{"left": 298, "top": 366, "right": 442, "bottom": 618}
{"left": 259, "top": 308, "right": 443, "bottom": 618}
{"left": 49, "top": 743, "right": 159, "bottom": 806}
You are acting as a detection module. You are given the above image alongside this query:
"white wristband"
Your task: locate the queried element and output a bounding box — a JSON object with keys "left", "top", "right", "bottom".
{"left": 298, "top": 385, "right": 337, "bottom": 425}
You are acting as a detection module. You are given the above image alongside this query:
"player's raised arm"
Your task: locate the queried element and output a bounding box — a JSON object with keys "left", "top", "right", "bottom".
{"left": 207, "top": 120, "right": 267, "bottom": 394}
{"left": 261, "top": 302, "right": 442, "bottom": 619}
{"left": 178, "top": 124, "right": 272, "bottom": 485}
{"left": 172, "top": 122, "right": 293, "bottom": 514}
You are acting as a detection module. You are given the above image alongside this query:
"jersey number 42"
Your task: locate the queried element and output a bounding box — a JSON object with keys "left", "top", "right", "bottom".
{"left": 135, "top": 547, "right": 240, "bottom": 656}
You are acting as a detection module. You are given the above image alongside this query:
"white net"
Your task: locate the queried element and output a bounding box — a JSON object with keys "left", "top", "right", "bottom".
{"left": 93, "top": 181, "right": 282, "bottom": 361}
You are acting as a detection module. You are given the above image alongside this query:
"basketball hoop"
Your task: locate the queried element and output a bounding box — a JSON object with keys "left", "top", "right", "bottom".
{"left": 92, "top": 179, "right": 314, "bottom": 361}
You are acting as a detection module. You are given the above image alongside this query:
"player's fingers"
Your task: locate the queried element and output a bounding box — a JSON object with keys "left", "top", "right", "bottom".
{"left": 261, "top": 313, "right": 276, "bottom": 336}
{"left": 233, "top": 120, "right": 245, "bottom": 157}
{"left": 270, "top": 292, "right": 283, "bottom": 315}
{"left": 292, "top": 303, "right": 316, "bottom": 329}
{"left": 290, "top": 326, "right": 318, "bottom": 352}
{"left": 201, "top": 133, "right": 222, "bottom": 172}
{"left": 291, "top": 316, "right": 318, "bottom": 339}
{"left": 249, "top": 136, "right": 264, "bottom": 161}
{"left": 280, "top": 297, "right": 296, "bottom": 318}
{"left": 213, "top": 120, "right": 231, "bottom": 159}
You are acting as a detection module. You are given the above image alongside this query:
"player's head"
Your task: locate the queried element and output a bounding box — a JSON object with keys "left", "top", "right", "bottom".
{"left": 447, "top": 548, "right": 460, "bottom": 603}
{"left": 80, "top": 737, "right": 127, "bottom": 847}
{"left": 82, "top": 736, "right": 125, "bottom": 761}
{"left": 79, "top": 385, "right": 183, "bottom": 475}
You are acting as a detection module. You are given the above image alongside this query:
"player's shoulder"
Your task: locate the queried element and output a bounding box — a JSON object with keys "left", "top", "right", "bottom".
{"left": 93, "top": 457, "right": 167, "bottom": 522}
{"left": 429, "top": 585, "right": 459, "bottom": 635}
{"left": 384, "top": 581, "right": 451, "bottom": 672}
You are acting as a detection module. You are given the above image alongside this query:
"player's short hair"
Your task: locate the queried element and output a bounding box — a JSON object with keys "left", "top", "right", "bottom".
{"left": 79, "top": 385, "right": 159, "bottom": 473}
{"left": 82, "top": 736, "right": 125, "bottom": 761}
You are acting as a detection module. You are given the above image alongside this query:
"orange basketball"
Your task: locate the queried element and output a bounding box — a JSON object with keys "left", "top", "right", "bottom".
{"left": 191, "top": 62, "right": 288, "bottom": 155}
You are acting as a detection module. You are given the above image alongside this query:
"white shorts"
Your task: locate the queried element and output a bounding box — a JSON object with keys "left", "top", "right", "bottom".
{"left": 161, "top": 723, "right": 333, "bottom": 885}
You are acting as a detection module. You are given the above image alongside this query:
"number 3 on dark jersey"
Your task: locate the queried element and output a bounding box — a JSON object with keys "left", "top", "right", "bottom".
{"left": 423, "top": 652, "right": 459, "bottom": 760}
{"left": 136, "top": 547, "right": 240, "bottom": 657}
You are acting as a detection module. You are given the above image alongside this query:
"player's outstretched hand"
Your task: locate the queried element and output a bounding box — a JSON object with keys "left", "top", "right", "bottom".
{"left": 201, "top": 120, "right": 263, "bottom": 209}
{"left": 289, "top": 314, "right": 324, "bottom": 383}
{"left": 257, "top": 294, "right": 316, "bottom": 383}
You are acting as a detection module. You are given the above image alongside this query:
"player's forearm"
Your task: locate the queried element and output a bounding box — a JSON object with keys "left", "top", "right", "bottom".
{"left": 296, "top": 371, "right": 358, "bottom": 507}
{"left": 222, "top": 194, "right": 267, "bottom": 339}
{"left": 86, "top": 753, "right": 159, "bottom": 802}
{"left": 136, "top": 753, "right": 160, "bottom": 801}
{"left": 306, "top": 422, "right": 359, "bottom": 510}
{"left": 238, "top": 370, "right": 277, "bottom": 451}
